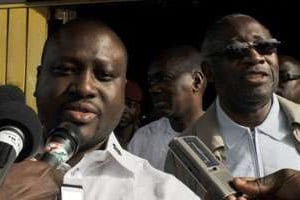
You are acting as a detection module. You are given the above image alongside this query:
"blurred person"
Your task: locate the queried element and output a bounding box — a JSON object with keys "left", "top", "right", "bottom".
{"left": 277, "top": 55, "right": 300, "bottom": 104}
{"left": 128, "top": 46, "right": 206, "bottom": 170}
{"left": 115, "top": 80, "right": 143, "bottom": 148}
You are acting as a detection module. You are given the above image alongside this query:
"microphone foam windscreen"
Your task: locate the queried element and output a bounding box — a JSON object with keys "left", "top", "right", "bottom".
{"left": 0, "top": 85, "right": 26, "bottom": 104}
{"left": 0, "top": 85, "right": 42, "bottom": 161}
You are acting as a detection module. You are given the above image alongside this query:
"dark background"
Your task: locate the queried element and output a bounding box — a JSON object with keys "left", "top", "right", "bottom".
{"left": 50, "top": 0, "right": 300, "bottom": 112}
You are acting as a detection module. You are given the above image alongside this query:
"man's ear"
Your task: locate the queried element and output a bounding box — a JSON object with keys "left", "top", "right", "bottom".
{"left": 192, "top": 70, "right": 207, "bottom": 94}
{"left": 201, "top": 61, "right": 215, "bottom": 83}
{"left": 34, "top": 65, "right": 42, "bottom": 97}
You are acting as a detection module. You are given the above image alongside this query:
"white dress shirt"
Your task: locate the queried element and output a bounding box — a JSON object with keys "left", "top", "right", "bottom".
{"left": 216, "top": 94, "right": 300, "bottom": 177}
{"left": 128, "top": 117, "right": 179, "bottom": 170}
{"left": 62, "top": 133, "right": 199, "bottom": 200}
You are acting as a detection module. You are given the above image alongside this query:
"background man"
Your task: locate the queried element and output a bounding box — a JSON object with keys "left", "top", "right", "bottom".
{"left": 115, "top": 80, "right": 143, "bottom": 148}
{"left": 0, "top": 19, "right": 200, "bottom": 200}
{"left": 276, "top": 55, "right": 300, "bottom": 104}
{"left": 128, "top": 46, "right": 206, "bottom": 170}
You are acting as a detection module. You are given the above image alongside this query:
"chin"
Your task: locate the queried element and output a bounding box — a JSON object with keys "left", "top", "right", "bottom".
{"left": 234, "top": 94, "right": 271, "bottom": 113}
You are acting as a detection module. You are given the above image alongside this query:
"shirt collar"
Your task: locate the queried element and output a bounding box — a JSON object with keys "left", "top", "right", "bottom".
{"left": 68, "top": 133, "right": 139, "bottom": 177}
{"left": 257, "top": 94, "right": 288, "bottom": 140}
{"left": 163, "top": 117, "right": 179, "bottom": 135}
{"left": 216, "top": 94, "right": 288, "bottom": 149}
{"left": 216, "top": 97, "right": 249, "bottom": 148}
{"left": 105, "top": 133, "right": 139, "bottom": 175}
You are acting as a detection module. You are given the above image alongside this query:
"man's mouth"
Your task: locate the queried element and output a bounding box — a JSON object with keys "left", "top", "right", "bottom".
{"left": 62, "top": 103, "right": 99, "bottom": 123}
{"left": 241, "top": 71, "right": 269, "bottom": 85}
{"left": 153, "top": 101, "right": 170, "bottom": 109}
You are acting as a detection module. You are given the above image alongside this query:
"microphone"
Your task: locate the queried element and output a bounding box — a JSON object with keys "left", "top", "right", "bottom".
{"left": 0, "top": 85, "right": 43, "bottom": 185}
{"left": 40, "top": 122, "right": 82, "bottom": 168}
{"left": 168, "top": 136, "right": 239, "bottom": 200}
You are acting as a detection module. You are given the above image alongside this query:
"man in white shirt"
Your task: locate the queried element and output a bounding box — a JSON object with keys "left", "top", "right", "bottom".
{"left": 165, "top": 14, "right": 300, "bottom": 197}
{"left": 0, "top": 19, "right": 200, "bottom": 200}
{"left": 128, "top": 46, "right": 206, "bottom": 170}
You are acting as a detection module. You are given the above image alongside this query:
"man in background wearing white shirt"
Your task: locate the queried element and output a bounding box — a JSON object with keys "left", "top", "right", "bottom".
{"left": 128, "top": 46, "right": 206, "bottom": 170}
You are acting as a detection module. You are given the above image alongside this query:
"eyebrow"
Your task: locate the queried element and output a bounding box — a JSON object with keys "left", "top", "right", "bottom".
{"left": 93, "top": 58, "right": 111, "bottom": 68}
{"left": 252, "top": 35, "right": 267, "bottom": 40}
{"left": 93, "top": 58, "right": 120, "bottom": 75}
{"left": 53, "top": 56, "right": 84, "bottom": 67}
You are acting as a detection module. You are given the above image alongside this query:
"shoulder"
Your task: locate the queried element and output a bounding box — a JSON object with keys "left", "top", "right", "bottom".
{"left": 134, "top": 117, "right": 170, "bottom": 136}
{"left": 124, "top": 150, "right": 199, "bottom": 199}
{"left": 127, "top": 117, "right": 171, "bottom": 153}
{"left": 277, "top": 95, "right": 300, "bottom": 124}
{"left": 277, "top": 95, "right": 300, "bottom": 109}
{"left": 180, "top": 103, "right": 217, "bottom": 137}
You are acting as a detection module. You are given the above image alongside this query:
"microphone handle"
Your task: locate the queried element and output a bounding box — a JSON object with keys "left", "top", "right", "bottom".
{"left": 40, "top": 138, "right": 72, "bottom": 168}
{"left": 40, "top": 152, "right": 61, "bottom": 167}
{"left": 0, "top": 142, "right": 17, "bottom": 185}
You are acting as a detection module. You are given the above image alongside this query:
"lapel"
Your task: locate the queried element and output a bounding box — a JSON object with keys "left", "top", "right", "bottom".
{"left": 277, "top": 95, "right": 300, "bottom": 124}
{"left": 182, "top": 102, "right": 224, "bottom": 152}
{"left": 277, "top": 95, "right": 300, "bottom": 153}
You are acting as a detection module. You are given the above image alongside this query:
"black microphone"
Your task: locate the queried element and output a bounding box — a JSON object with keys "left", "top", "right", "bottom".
{"left": 0, "top": 85, "right": 43, "bottom": 185}
{"left": 40, "top": 122, "right": 82, "bottom": 168}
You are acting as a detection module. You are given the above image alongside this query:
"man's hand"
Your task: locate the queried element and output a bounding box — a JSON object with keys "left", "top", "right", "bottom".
{"left": 225, "top": 169, "right": 300, "bottom": 200}
{"left": 0, "top": 159, "right": 63, "bottom": 200}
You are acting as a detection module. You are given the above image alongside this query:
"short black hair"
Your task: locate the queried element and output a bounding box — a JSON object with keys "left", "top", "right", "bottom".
{"left": 41, "top": 18, "right": 127, "bottom": 66}
{"left": 149, "top": 45, "right": 203, "bottom": 73}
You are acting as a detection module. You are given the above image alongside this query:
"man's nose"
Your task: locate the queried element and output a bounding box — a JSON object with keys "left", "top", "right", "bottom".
{"left": 244, "top": 48, "right": 266, "bottom": 65}
{"left": 148, "top": 82, "right": 163, "bottom": 94}
{"left": 74, "top": 69, "right": 97, "bottom": 98}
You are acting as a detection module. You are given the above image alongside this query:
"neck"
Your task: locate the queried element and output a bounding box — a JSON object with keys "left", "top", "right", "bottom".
{"left": 220, "top": 98, "right": 272, "bottom": 128}
{"left": 169, "top": 107, "right": 204, "bottom": 132}
{"left": 67, "top": 138, "right": 107, "bottom": 167}
{"left": 114, "top": 124, "right": 136, "bottom": 148}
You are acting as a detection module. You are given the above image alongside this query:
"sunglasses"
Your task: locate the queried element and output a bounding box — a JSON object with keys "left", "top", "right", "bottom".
{"left": 279, "top": 73, "right": 300, "bottom": 82}
{"left": 209, "top": 38, "right": 281, "bottom": 59}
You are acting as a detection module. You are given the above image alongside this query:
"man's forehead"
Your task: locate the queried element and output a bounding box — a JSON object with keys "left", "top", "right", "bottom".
{"left": 42, "top": 20, "right": 126, "bottom": 61}
{"left": 148, "top": 63, "right": 184, "bottom": 77}
{"left": 45, "top": 37, "right": 113, "bottom": 62}
{"left": 149, "top": 55, "right": 192, "bottom": 72}
{"left": 204, "top": 21, "right": 272, "bottom": 55}
{"left": 44, "top": 29, "right": 126, "bottom": 65}
{"left": 219, "top": 20, "right": 271, "bottom": 42}
{"left": 56, "top": 27, "right": 118, "bottom": 49}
